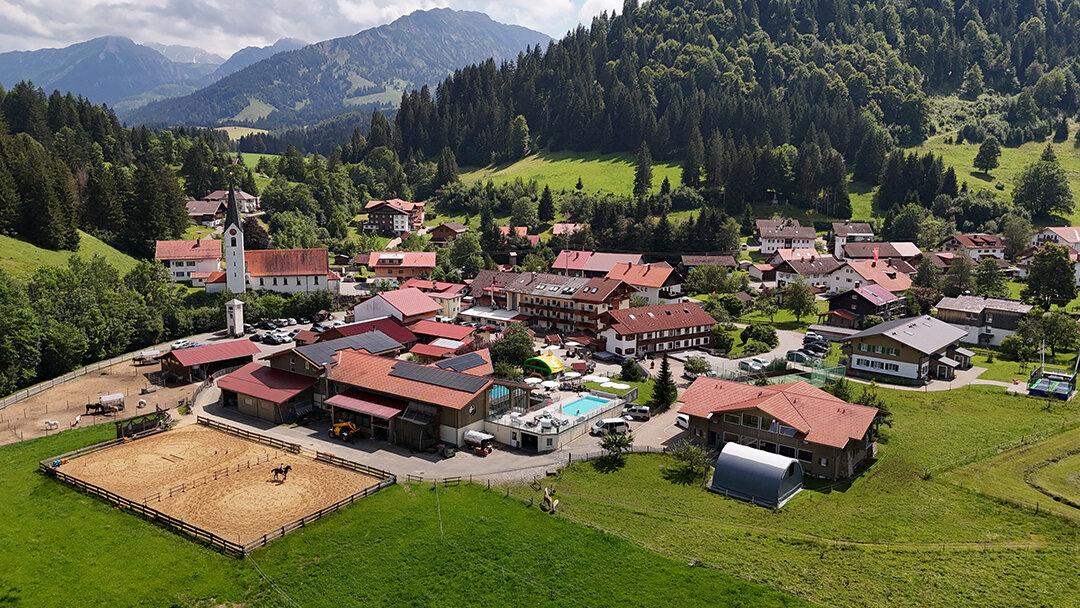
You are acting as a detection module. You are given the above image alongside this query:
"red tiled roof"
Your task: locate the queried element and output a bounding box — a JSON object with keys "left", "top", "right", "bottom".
{"left": 154, "top": 239, "right": 222, "bottom": 261}
{"left": 293, "top": 329, "right": 320, "bottom": 345}
{"left": 365, "top": 198, "right": 424, "bottom": 213}
{"left": 410, "top": 319, "right": 475, "bottom": 341}
{"left": 368, "top": 251, "right": 437, "bottom": 269}
{"left": 409, "top": 342, "right": 459, "bottom": 358}
{"left": 400, "top": 278, "right": 468, "bottom": 297}
{"left": 326, "top": 391, "right": 405, "bottom": 419}
{"left": 217, "top": 362, "right": 317, "bottom": 404}
{"left": 552, "top": 223, "right": 584, "bottom": 235}
{"left": 678, "top": 378, "right": 878, "bottom": 449}
{"left": 245, "top": 249, "right": 329, "bottom": 277}
{"left": 189, "top": 271, "right": 213, "bottom": 279}
{"left": 329, "top": 350, "right": 491, "bottom": 410}
{"left": 205, "top": 190, "right": 256, "bottom": 201}
{"left": 605, "top": 302, "right": 716, "bottom": 336}
{"left": 321, "top": 317, "right": 417, "bottom": 345}
{"left": 350, "top": 252, "right": 371, "bottom": 266}
{"left": 164, "top": 340, "right": 260, "bottom": 368}
{"left": 205, "top": 271, "right": 226, "bottom": 284}
{"left": 843, "top": 260, "right": 913, "bottom": 293}
{"left": 553, "top": 250, "right": 643, "bottom": 273}
{"left": 378, "top": 288, "right": 441, "bottom": 317}
{"left": 605, "top": 262, "right": 675, "bottom": 288}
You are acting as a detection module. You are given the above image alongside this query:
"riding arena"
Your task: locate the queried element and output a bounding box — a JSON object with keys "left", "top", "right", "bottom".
{"left": 42, "top": 416, "right": 394, "bottom": 554}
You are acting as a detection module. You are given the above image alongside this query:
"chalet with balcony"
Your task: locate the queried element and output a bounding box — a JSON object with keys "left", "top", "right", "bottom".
{"left": 939, "top": 234, "right": 1005, "bottom": 261}
{"left": 843, "top": 315, "right": 971, "bottom": 382}
{"left": 363, "top": 199, "right": 425, "bottom": 235}
{"left": 367, "top": 251, "right": 437, "bottom": 282}
{"left": 818, "top": 285, "right": 904, "bottom": 329}
{"left": 552, "top": 250, "right": 643, "bottom": 277}
{"left": 429, "top": 221, "right": 469, "bottom": 245}
{"left": 605, "top": 262, "right": 681, "bottom": 305}
{"left": 831, "top": 221, "right": 875, "bottom": 258}
{"left": 600, "top": 302, "right": 715, "bottom": 357}
{"left": 755, "top": 219, "right": 816, "bottom": 255}
{"left": 934, "top": 295, "right": 1032, "bottom": 346}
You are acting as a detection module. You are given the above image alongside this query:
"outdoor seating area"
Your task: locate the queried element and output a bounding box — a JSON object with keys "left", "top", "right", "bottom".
{"left": 484, "top": 384, "right": 625, "bottom": 452}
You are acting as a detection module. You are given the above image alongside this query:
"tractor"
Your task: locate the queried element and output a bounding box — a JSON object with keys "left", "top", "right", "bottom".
{"left": 328, "top": 421, "right": 361, "bottom": 442}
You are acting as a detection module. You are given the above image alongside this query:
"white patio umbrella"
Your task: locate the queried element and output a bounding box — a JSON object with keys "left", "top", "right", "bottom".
{"left": 609, "top": 382, "right": 631, "bottom": 390}
{"left": 565, "top": 341, "right": 581, "bottom": 347}
{"left": 563, "top": 371, "right": 582, "bottom": 379}
{"left": 582, "top": 374, "right": 605, "bottom": 383}
{"left": 541, "top": 380, "right": 560, "bottom": 389}
{"left": 524, "top": 377, "right": 543, "bottom": 385}
{"left": 600, "top": 381, "right": 619, "bottom": 388}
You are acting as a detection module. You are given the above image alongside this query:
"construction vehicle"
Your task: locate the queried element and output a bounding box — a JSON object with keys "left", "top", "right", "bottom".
{"left": 328, "top": 421, "right": 361, "bottom": 442}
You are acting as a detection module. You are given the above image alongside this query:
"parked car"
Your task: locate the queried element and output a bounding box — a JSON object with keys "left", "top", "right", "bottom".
{"left": 675, "top": 413, "right": 690, "bottom": 429}
{"left": 750, "top": 357, "right": 769, "bottom": 369}
{"left": 249, "top": 333, "right": 263, "bottom": 342}
{"left": 682, "top": 371, "right": 701, "bottom": 380}
{"left": 277, "top": 334, "right": 294, "bottom": 344}
{"left": 262, "top": 334, "right": 281, "bottom": 345}
{"left": 786, "top": 349, "right": 809, "bottom": 363}
{"left": 171, "top": 339, "right": 192, "bottom": 350}
{"left": 288, "top": 328, "right": 302, "bottom": 337}
{"left": 243, "top": 324, "right": 255, "bottom": 334}
{"left": 261, "top": 321, "right": 277, "bottom": 331}
{"left": 622, "top": 404, "right": 651, "bottom": 421}
{"left": 803, "top": 331, "right": 824, "bottom": 343}
{"left": 331, "top": 320, "right": 345, "bottom": 328}
{"left": 804, "top": 342, "right": 830, "bottom": 356}
{"left": 286, "top": 318, "right": 297, "bottom": 326}
{"left": 738, "top": 359, "right": 761, "bottom": 372}
{"left": 590, "top": 418, "right": 630, "bottom": 436}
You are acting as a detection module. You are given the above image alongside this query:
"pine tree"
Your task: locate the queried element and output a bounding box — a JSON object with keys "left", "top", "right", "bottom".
{"left": 538, "top": 185, "right": 555, "bottom": 222}
{"left": 704, "top": 131, "right": 724, "bottom": 189}
{"left": 633, "top": 141, "right": 652, "bottom": 199}
{"left": 648, "top": 355, "right": 678, "bottom": 413}
{"left": 682, "top": 126, "right": 704, "bottom": 188}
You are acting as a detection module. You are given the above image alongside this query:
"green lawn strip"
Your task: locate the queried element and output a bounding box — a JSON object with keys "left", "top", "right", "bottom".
{"left": 460, "top": 149, "right": 682, "bottom": 196}
{"left": 182, "top": 224, "right": 216, "bottom": 240}
{"left": 738, "top": 301, "right": 826, "bottom": 332}
{"left": 970, "top": 346, "right": 1076, "bottom": 383}
{"left": 1029, "top": 450, "right": 1080, "bottom": 509}
{"left": 522, "top": 384, "right": 1080, "bottom": 607}
{"left": 0, "top": 230, "right": 139, "bottom": 279}
{"left": 584, "top": 380, "right": 653, "bottom": 405}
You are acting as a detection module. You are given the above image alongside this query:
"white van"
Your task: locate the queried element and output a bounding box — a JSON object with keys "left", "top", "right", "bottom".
{"left": 590, "top": 418, "right": 630, "bottom": 436}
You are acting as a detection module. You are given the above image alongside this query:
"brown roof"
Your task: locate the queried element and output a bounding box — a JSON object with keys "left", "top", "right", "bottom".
{"left": 605, "top": 262, "right": 676, "bottom": 288}
{"left": 573, "top": 277, "right": 633, "bottom": 303}
{"left": 605, "top": 302, "right": 716, "bottom": 336}
{"left": 470, "top": 270, "right": 526, "bottom": 297}
{"left": 245, "top": 248, "right": 328, "bottom": 277}
{"left": 329, "top": 350, "right": 491, "bottom": 410}
{"left": 437, "top": 221, "right": 468, "bottom": 233}
{"left": 756, "top": 219, "right": 815, "bottom": 239}
{"left": 678, "top": 378, "right": 878, "bottom": 449}
{"left": 944, "top": 234, "right": 1004, "bottom": 249}
{"left": 832, "top": 222, "right": 874, "bottom": 238}
{"left": 154, "top": 239, "right": 222, "bottom": 261}
{"left": 681, "top": 255, "right": 737, "bottom": 268}
{"left": 186, "top": 200, "right": 224, "bottom": 216}
{"left": 217, "top": 362, "right": 317, "bottom": 404}
{"left": 775, "top": 255, "right": 841, "bottom": 276}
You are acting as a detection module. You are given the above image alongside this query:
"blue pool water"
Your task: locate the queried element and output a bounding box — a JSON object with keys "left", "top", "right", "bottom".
{"left": 561, "top": 396, "right": 611, "bottom": 417}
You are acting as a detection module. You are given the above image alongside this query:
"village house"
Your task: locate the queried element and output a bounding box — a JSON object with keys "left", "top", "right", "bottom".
{"left": 831, "top": 221, "right": 875, "bottom": 258}
{"left": 938, "top": 234, "right": 1005, "bottom": 261}
{"left": 1029, "top": 226, "right": 1080, "bottom": 250}
{"left": 678, "top": 378, "right": 879, "bottom": 480}
{"left": 934, "top": 295, "right": 1032, "bottom": 346}
{"left": 367, "top": 251, "right": 437, "bottom": 283}
{"left": 839, "top": 241, "right": 922, "bottom": 263}
{"left": 773, "top": 253, "right": 841, "bottom": 291}
{"left": 825, "top": 259, "right": 913, "bottom": 295}
{"left": 599, "top": 302, "right": 715, "bottom": 357}
{"left": 428, "top": 221, "right": 469, "bottom": 245}
{"left": 363, "top": 199, "right": 425, "bottom": 235}
{"left": 154, "top": 239, "right": 222, "bottom": 282}
{"left": 399, "top": 278, "right": 469, "bottom": 320}
{"left": 605, "top": 262, "right": 682, "bottom": 305}
{"left": 353, "top": 287, "right": 441, "bottom": 325}
{"left": 552, "top": 250, "right": 643, "bottom": 277}
{"left": 499, "top": 225, "right": 540, "bottom": 247}
{"left": 204, "top": 189, "right": 259, "bottom": 213}
{"left": 185, "top": 200, "right": 225, "bottom": 226}
{"left": 755, "top": 219, "right": 816, "bottom": 255}
{"left": 750, "top": 248, "right": 819, "bottom": 282}
{"left": 843, "top": 315, "right": 972, "bottom": 382}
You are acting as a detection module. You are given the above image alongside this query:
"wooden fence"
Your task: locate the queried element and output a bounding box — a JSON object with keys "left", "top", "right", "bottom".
{"left": 196, "top": 416, "right": 301, "bottom": 454}
{"left": 0, "top": 352, "right": 143, "bottom": 411}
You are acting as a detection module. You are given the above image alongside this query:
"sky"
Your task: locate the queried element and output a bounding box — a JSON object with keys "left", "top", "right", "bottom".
{"left": 0, "top": 0, "right": 625, "bottom": 58}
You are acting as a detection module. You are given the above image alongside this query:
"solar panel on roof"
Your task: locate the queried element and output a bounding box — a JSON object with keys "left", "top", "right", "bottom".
{"left": 435, "top": 352, "right": 486, "bottom": 372}
{"left": 390, "top": 361, "right": 489, "bottom": 393}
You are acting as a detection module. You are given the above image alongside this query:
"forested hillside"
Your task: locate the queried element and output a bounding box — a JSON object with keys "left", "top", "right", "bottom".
{"left": 124, "top": 9, "right": 551, "bottom": 128}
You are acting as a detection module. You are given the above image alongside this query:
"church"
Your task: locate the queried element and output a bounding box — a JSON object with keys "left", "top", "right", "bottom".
{"left": 174, "top": 187, "right": 339, "bottom": 295}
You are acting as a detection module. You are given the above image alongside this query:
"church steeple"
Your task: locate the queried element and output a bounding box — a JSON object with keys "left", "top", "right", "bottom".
{"left": 223, "top": 182, "right": 246, "bottom": 293}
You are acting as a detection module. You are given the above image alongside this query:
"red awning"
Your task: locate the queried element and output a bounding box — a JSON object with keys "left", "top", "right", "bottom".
{"left": 828, "top": 309, "right": 857, "bottom": 321}
{"left": 326, "top": 391, "right": 405, "bottom": 419}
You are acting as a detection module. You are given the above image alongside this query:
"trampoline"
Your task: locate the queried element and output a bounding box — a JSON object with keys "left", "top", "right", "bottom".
{"left": 1028, "top": 377, "right": 1074, "bottom": 400}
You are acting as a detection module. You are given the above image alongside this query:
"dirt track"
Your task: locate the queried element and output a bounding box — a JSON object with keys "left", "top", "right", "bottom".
{"left": 63, "top": 425, "right": 380, "bottom": 542}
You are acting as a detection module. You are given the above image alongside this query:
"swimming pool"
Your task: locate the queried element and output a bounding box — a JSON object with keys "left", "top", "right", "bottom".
{"left": 561, "top": 395, "right": 611, "bottom": 418}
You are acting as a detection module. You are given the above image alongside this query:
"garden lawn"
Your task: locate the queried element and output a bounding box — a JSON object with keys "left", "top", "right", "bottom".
{"left": 970, "top": 347, "right": 1077, "bottom": 383}
{"left": 0, "top": 426, "right": 806, "bottom": 608}
{"left": 518, "top": 385, "right": 1080, "bottom": 608}
{"left": 739, "top": 300, "right": 827, "bottom": 331}
{"left": 182, "top": 224, "right": 215, "bottom": 240}
{"left": 460, "top": 150, "right": 682, "bottom": 196}
{"left": 585, "top": 379, "right": 653, "bottom": 405}
{"left": 0, "top": 230, "right": 138, "bottom": 279}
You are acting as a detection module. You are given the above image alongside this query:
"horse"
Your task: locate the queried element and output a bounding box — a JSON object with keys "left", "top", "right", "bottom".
{"left": 271, "top": 463, "right": 292, "bottom": 482}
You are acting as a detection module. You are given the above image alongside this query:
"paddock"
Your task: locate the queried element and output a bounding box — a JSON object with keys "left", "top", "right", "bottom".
{"left": 59, "top": 424, "right": 383, "bottom": 544}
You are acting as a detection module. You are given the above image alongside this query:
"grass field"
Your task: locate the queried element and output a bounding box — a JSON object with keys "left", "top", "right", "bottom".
{"left": 520, "top": 385, "right": 1080, "bottom": 607}
{"left": 181, "top": 224, "right": 216, "bottom": 240}
{"left": 218, "top": 126, "right": 268, "bottom": 141}
{"left": 461, "top": 150, "right": 682, "bottom": 196}
{"left": 585, "top": 379, "right": 654, "bottom": 405}
{"left": 0, "top": 426, "right": 807, "bottom": 607}
{"left": 0, "top": 230, "right": 139, "bottom": 279}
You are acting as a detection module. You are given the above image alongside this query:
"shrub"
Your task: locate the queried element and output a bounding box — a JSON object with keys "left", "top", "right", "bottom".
{"left": 740, "top": 324, "right": 778, "bottom": 347}
{"left": 712, "top": 332, "right": 735, "bottom": 354}
{"left": 684, "top": 356, "right": 711, "bottom": 375}
{"left": 620, "top": 358, "right": 644, "bottom": 382}
{"left": 742, "top": 339, "right": 771, "bottom": 356}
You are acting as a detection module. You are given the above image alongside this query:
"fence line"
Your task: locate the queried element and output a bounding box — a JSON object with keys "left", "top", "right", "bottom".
{"left": 0, "top": 352, "right": 144, "bottom": 411}
{"left": 196, "top": 416, "right": 301, "bottom": 454}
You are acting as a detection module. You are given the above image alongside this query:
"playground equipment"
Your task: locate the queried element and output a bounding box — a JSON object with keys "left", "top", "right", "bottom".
{"left": 1026, "top": 344, "right": 1079, "bottom": 401}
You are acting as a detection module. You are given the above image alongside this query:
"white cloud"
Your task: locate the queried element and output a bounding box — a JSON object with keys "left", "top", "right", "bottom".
{"left": 0, "top": 0, "right": 602, "bottom": 57}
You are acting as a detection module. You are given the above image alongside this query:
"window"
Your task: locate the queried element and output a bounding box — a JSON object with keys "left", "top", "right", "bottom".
{"left": 760, "top": 441, "right": 778, "bottom": 453}
{"left": 859, "top": 343, "right": 869, "bottom": 352}
{"left": 778, "top": 424, "right": 796, "bottom": 437}
{"left": 546, "top": 438, "right": 553, "bottom": 447}
{"left": 724, "top": 413, "right": 740, "bottom": 424}
{"left": 230, "top": 237, "right": 236, "bottom": 247}
{"left": 186, "top": 261, "right": 196, "bottom": 267}
{"left": 742, "top": 414, "right": 759, "bottom": 428}
{"left": 819, "top": 457, "right": 829, "bottom": 467}
{"left": 273, "top": 278, "right": 278, "bottom": 286}
{"left": 797, "top": 450, "right": 813, "bottom": 462}
{"left": 314, "top": 276, "right": 319, "bottom": 285}
{"left": 296, "top": 277, "right": 301, "bottom": 285}
{"left": 778, "top": 445, "right": 796, "bottom": 458}
{"left": 259, "top": 278, "right": 264, "bottom": 286}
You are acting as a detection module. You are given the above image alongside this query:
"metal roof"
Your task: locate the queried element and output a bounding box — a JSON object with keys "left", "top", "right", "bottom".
{"left": 845, "top": 315, "right": 967, "bottom": 354}
{"left": 709, "top": 443, "right": 804, "bottom": 509}
{"left": 294, "top": 331, "right": 402, "bottom": 366}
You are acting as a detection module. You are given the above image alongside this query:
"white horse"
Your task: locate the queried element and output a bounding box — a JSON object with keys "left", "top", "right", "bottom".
{"left": 44, "top": 420, "right": 59, "bottom": 430}
{"left": 70, "top": 415, "right": 81, "bottom": 428}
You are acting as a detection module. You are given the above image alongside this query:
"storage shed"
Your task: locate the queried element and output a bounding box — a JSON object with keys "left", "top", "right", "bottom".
{"left": 708, "top": 442, "right": 803, "bottom": 509}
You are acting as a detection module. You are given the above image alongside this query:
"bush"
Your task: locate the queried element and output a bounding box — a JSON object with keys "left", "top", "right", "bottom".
{"left": 620, "top": 358, "right": 644, "bottom": 382}
{"left": 713, "top": 332, "right": 735, "bottom": 354}
{"left": 684, "top": 356, "right": 711, "bottom": 375}
{"left": 740, "top": 324, "right": 778, "bottom": 347}
{"left": 999, "top": 334, "right": 1034, "bottom": 362}
{"left": 742, "top": 340, "right": 771, "bottom": 356}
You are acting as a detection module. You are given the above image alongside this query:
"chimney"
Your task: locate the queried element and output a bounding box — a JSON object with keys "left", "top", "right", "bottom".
{"left": 194, "top": 239, "right": 200, "bottom": 247}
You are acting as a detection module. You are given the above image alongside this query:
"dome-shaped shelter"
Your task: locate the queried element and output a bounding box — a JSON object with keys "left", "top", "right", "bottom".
{"left": 709, "top": 442, "right": 803, "bottom": 509}
{"left": 523, "top": 354, "right": 565, "bottom": 377}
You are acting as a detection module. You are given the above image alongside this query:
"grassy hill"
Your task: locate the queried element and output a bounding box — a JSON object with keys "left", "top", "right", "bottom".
{"left": 0, "top": 230, "right": 138, "bottom": 279}
{"left": 0, "top": 426, "right": 807, "bottom": 607}
{"left": 461, "top": 150, "right": 683, "bottom": 196}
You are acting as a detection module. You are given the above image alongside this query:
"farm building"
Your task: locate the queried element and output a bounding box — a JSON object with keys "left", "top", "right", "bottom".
{"left": 158, "top": 340, "right": 260, "bottom": 382}
{"left": 218, "top": 363, "right": 318, "bottom": 423}
{"left": 709, "top": 442, "right": 804, "bottom": 509}
{"left": 353, "top": 288, "right": 441, "bottom": 325}
{"left": 317, "top": 316, "right": 418, "bottom": 348}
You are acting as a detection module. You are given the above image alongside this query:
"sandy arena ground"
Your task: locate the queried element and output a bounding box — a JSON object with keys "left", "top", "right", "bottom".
{"left": 0, "top": 360, "right": 195, "bottom": 446}
{"left": 63, "top": 425, "right": 380, "bottom": 543}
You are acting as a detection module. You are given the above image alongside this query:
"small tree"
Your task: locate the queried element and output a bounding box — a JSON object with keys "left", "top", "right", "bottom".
{"left": 1013, "top": 155, "right": 1075, "bottom": 218}
{"left": 600, "top": 431, "right": 634, "bottom": 463}
{"left": 630, "top": 294, "right": 650, "bottom": 307}
{"left": 490, "top": 322, "right": 536, "bottom": 367}
{"left": 684, "top": 356, "right": 712, "bottom": 375}
{"left": 973, "top": 136, "right": 1001, "bottom": 174}
{"left": 974, "top": 257, "right": 1008, "bottom": 297}
{"left": 633, "top": 141, "right": 653, "bottom": 199}
{"left": 782, "top": 278, "right": 816, "bottom": 321}
{"left": 713, "top": 330, "right": 735, "bottom": 354}
{"left": 538, "top": 185, "right": 555, "bottom": 223}
{"left": 620, "top": 358, "right": 644, "bottom": 382}
{"left": 752, "top": 291, "right": 778, "bottom": 322}
{"left": 648, "top": 355, "right": 678, "bottom": 413}
{"left": 669, "top": 439, "right": 710, "bottom": 483}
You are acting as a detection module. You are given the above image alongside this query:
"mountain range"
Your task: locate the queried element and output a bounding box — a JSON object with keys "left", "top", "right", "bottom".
{"left": 0, "top": 36, "right": 306, "bottom": 113}
{"left": 123, "top": 9, "right": 551, "bottom": 128}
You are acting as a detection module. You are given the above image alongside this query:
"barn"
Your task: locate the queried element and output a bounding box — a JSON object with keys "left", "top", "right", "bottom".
{"left": 708, "top": 442, "right": 804, "bottom": 509}
{"left": 158, "top": 341, "right": 261, "bottom": 382}
{"left": 218, "top": 362, "right": 318, "bottom": 423}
